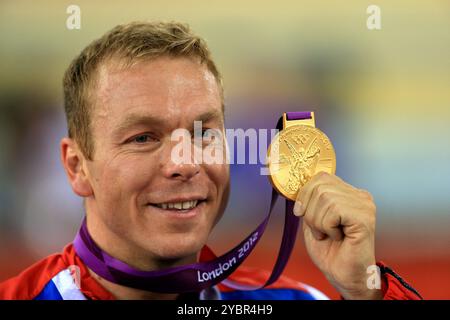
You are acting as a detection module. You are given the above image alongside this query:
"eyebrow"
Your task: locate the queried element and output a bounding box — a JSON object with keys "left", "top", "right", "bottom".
{"left": 113, "top": 114, "right": 163, "bottom": 138}
{"left": 113, "top": 109, "right": 223, "bottom": 137}
{"left": 194, "top": 109, "right": 223, "bottom": 124}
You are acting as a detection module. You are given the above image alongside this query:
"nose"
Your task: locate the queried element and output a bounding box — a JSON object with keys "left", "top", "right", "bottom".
{"left": 160, "top": 139, "right": 201, "bottom": 181}
{"left": 162, "top": 161, "right": 200, "bottom": 181}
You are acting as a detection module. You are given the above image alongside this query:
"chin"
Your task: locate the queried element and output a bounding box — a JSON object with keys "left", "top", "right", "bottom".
{"left": 147, "top": 233, "right": 206, "bottom": 262}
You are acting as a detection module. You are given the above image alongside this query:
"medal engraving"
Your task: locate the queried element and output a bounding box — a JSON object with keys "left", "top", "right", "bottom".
{"left": 268, "top": 125, "right": 336, "bottom": 200}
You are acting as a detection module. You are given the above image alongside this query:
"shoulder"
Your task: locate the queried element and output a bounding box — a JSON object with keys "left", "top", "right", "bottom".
{"left": 217, "top": 266, "right": 329, "bottom": 300}
{"left": 0, "top": 244, "right": 75, "bottom": 300}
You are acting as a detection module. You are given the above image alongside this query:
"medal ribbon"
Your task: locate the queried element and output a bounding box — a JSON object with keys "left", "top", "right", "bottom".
{"left": 73, "top": 112, "right": 311, "bottom": 293}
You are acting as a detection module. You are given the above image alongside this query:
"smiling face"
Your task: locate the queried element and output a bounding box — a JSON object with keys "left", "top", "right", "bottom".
{"left": 77, "top": 56, "right": 229, "bottom": 268}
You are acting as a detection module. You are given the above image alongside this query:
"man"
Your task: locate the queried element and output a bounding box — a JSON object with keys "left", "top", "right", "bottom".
{"left": 0, "top": 21, "right": 421, "bottom": 300}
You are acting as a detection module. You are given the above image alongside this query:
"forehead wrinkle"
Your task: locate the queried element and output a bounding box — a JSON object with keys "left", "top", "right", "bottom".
{"left": 90, "top": 57, "right": 222, "bottom": 135}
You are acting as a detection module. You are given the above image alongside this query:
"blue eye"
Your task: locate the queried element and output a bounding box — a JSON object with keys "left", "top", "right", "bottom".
{"left": 202, "top": 129, "right": 213, "bottom": 139}
{"left": 135, "top": 135, "right": 148, "bottom": 143}
{"left": 131, "top": 134, "right": 154, "bottom": 144}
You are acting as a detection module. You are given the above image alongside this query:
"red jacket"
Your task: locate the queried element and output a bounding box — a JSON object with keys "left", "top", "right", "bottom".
{"left": 0, "top": 244, "right": 422, "bottom": 300}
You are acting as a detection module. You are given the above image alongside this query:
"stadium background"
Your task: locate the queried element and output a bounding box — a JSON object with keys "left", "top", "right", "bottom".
{"left": 0, "top": 0, "right": 449, "bottom": 299}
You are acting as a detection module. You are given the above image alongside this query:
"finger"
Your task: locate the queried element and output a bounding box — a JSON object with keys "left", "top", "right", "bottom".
{"left": 293, "top": 198, "right": 303, "bottom": 216}
{"left": 304, "top": 185, "right": 346, "bottom": 240}
{"left": 296, "top": 172, "right": 352, "bottom": 217}
{"left": 295, "top": 171, "right": 330, "bottom": 217}
{"left": 303, "top": 223, "right": 326, "bottom": 241}
{"left": 303, "top": 183, "right": 335, "bottom": 224}
{"left": 304, "top": 205, "right": 343, "bottom": 241}
{"left": 303, "top": 186, "right": 335, "bottom": 239}
{"left": 321, "top": 206, "right": 344, "bottom": 241}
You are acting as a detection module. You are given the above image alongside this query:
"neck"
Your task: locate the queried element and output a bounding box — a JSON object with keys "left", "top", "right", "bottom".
{"left": 83, "top": 209, "right": 198, "bottom": 299}
{"left": 88, "top": 268, "right": 180, "bottom": 300}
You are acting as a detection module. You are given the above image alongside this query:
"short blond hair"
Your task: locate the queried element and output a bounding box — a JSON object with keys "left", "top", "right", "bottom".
{"left": 63, "top": 21, "right": 223, "bottom": 160}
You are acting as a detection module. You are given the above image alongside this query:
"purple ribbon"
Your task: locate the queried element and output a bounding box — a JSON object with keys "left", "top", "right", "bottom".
{"left": 286, "top": 111, "right": 311, "bottom": 120}
{"left": 73, "top": 112, "right": 312, "bottom": 293}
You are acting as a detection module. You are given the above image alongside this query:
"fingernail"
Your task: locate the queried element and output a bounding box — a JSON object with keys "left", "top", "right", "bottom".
{"left": 294, "top": 201, "right": 304, "bottom": 216}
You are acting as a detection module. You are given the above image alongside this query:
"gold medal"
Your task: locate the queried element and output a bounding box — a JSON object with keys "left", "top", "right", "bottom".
{"left": 267, "top": 113, "right": 336, "bottom": 200}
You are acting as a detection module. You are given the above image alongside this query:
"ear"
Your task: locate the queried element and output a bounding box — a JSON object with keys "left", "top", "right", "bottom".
{"left": 60, "top": 137, "right": 94, "bottom": 197}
